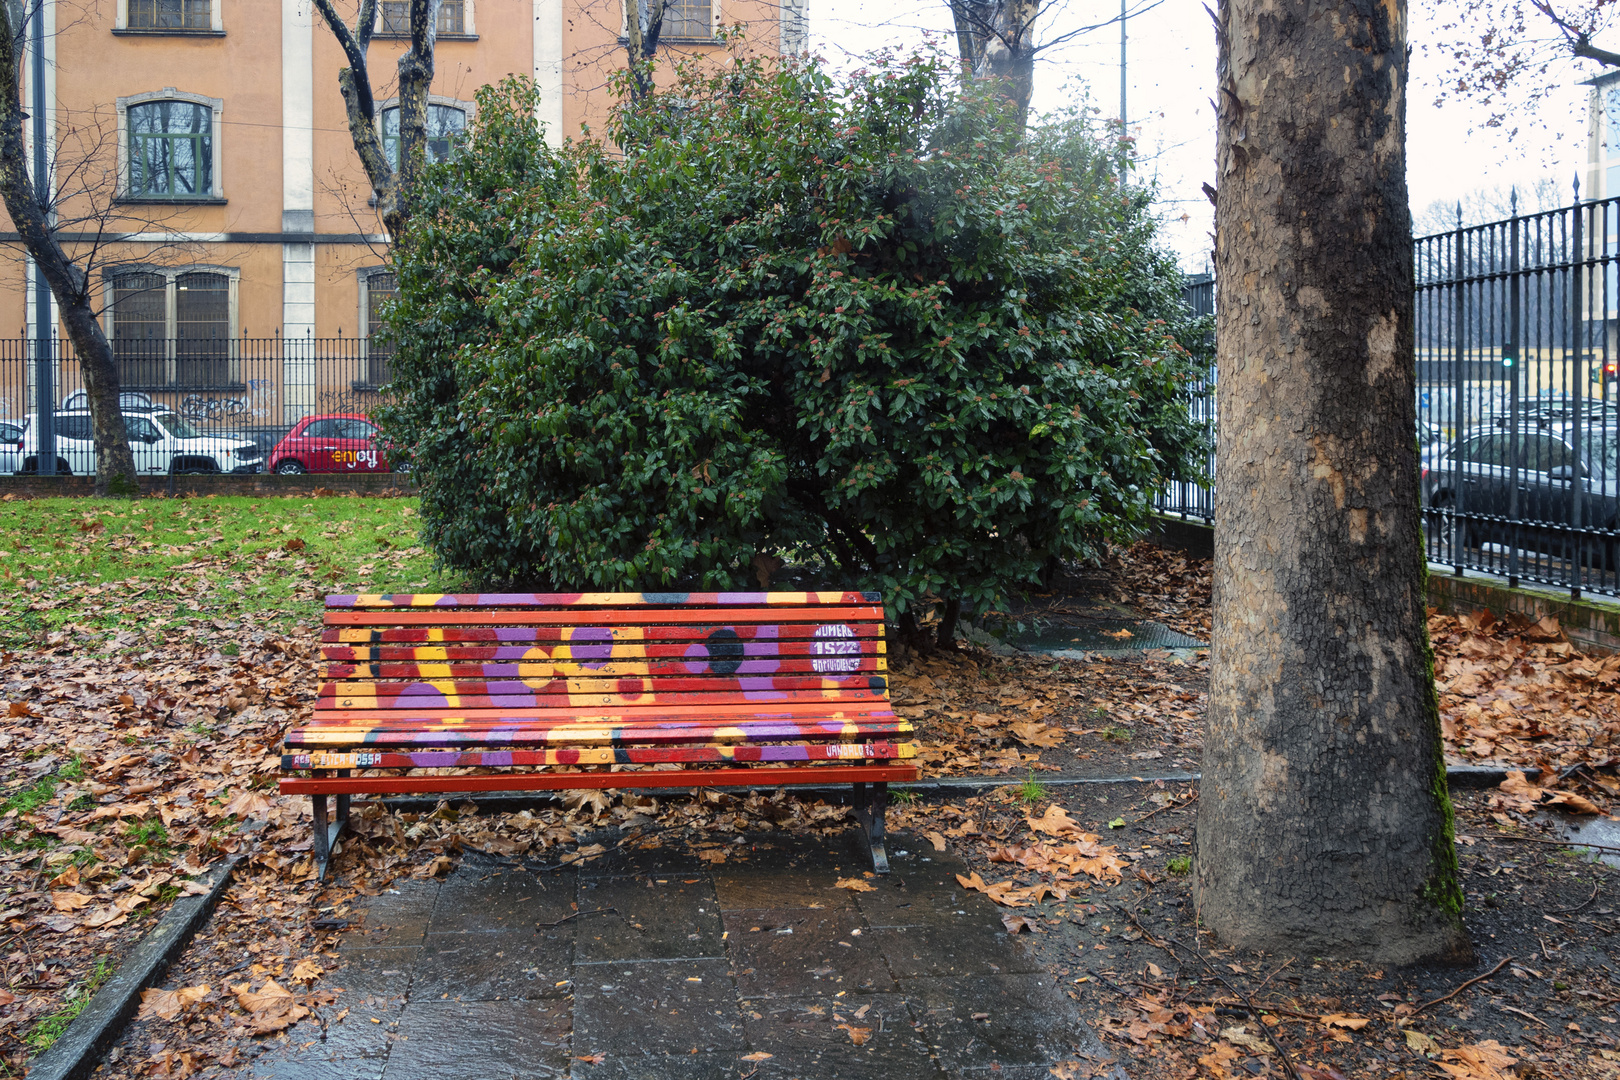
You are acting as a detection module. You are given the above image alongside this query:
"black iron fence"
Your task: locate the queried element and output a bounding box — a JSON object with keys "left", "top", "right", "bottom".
{"left": 0, "top": 333, "right": 400, "bottom": 474}
{"left": 1158, "top": 198, "right": 1620, "bottom": 599}
{"left": 1156, "top": 274, "right": 1216, "bottom": 523}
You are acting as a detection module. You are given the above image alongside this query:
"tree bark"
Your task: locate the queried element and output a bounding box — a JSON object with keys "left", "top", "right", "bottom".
{"left": 622, "top": 0, "right": 668, "bottom": 102}
{"left": 949, "top": 0, "right": 1037, "bottom": 134}
{"left": 1194, "top": 0, "right": 1471, "bottom": 964}
{"left": 312, "top": 0, "right": 438, "bottom": 241}
{"left": 0, "top": 2, "right": 136, "bottom": 496}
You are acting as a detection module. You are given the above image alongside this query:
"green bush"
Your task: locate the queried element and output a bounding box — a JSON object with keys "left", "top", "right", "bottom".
{"left": 381, "top": 56, "right": 1206, "bottom": 631}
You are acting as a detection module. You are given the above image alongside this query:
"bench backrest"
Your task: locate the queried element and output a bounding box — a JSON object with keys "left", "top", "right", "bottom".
{"left": 318, "top": 591, "right": 889, "bottom": 716}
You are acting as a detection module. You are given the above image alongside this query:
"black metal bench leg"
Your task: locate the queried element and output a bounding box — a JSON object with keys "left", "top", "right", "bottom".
{"left": 852, "top": 781, "right": 891, "bottom": 875}
{"left": 311, "top": 770, "right": 351, "bottom": 882}
{"left": 311, "top": 793, "right": 331, "bottom": 880}
{"left": 336, "top": 769, "right": 352, "bottom": 838}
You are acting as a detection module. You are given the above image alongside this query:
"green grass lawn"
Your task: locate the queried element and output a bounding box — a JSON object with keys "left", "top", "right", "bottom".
{"left": 0, "top": 495, "right": 467, "bottom": 647}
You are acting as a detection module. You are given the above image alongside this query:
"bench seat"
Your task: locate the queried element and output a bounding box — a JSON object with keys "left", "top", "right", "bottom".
{"left": 279, "top": 591, "right": 918, "bottom": 878}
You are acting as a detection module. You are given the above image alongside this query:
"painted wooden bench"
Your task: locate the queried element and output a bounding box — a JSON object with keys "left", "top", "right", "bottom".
{"left": 278, "top": 591, "right": 917, "bottom": 879}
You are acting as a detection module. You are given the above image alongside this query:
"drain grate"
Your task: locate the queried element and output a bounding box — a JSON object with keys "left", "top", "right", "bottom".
{"left": 1011, "top": 619, "right": 1207, "bottom": 653}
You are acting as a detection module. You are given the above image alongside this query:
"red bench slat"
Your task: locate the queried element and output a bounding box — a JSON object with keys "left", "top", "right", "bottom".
{"left": 282, "top": 764, "right": 914, "bottom": 796}
{"left": 324, "top": 605, "right": 883, "bottom": 627}
{"left": 321, "top": 656, "right": 887, "bottom": 679}
{"left": 327, "top": 590, "right": 881, "bottom": 608}
{"left": 282, "top": 740, "right": 915, "bottom": 770}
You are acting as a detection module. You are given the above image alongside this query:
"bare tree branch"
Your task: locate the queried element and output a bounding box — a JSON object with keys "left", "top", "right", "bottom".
{"left": 312, "top": 0, "right": 438, "bottom": 241}
{"left": 0, "top": 0, "right": 136, "bottom": 493}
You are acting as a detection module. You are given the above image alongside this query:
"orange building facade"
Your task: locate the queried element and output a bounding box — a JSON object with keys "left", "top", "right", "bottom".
{"left": 2, "top": 0, "right": 803, "bottom": 430}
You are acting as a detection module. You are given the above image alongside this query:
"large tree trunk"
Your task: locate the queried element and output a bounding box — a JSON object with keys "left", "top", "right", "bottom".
{"left": 0, "top": 2, "right": 136, "bottom": 496}
{"left": 949, "top": 0, "right": 1037, "bottom": 134}
{"left": 1194, "top": 0, "right": 1471, "bottom": 964}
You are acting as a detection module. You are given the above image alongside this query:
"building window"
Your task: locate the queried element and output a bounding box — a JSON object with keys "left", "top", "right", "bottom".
{"left": 127, "top": 0, "right": 211, "bottom": 29}
{"left": 128, "top": 101, "right": 211, "bottom": 197}
{"left": 116, "top": 91, "right": 225, "bottom": 200}
{"left": 662, "top": 0, "right": 711, "bottom": 39}
{"left": 380, "top": 103, "right": 467, "bottom": 169}
{"left": 380, "top": 0, "right": 468, "bottom": 35}
{"left": 118, "top": 0, "right": 221, "bottom": 32}
{"left": 107, "top": 267, "right": 239, "bottom": 388}
{"left": 359, "top": 270, "right": 398, "bottom": 386}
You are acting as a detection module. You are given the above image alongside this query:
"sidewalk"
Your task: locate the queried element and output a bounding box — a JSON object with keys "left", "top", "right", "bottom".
{"left": 239, "top": 828, "right": 1120, "bottom": 1080}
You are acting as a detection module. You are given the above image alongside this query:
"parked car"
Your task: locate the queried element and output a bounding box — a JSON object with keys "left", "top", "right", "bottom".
{"left": 0, "top": 420, "right": 23, "bottom": 475}
{"left": 268, "top": 413, "right": 396, "bottom": 474}
{"left": 1422, "top": 423, "right": 1618, "bottom": 567}
{"left": 16, "top": 407, "right": 263, "bottom": 475}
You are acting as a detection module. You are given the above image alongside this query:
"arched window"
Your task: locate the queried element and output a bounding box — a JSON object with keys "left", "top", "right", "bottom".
{"left": 117, "top": 90, "right": 224, "bottom": 200}
{"left": 107, "top": 267, "right": 239, "bottom": 387}
{"left": 127, "top": 101, "right": 211, "bottom": 197}
{"left": 111, "top": 272, "right": 167, "bottom": 387}
{"left": 381, "top": 103, "right": 467, "bottom": 169}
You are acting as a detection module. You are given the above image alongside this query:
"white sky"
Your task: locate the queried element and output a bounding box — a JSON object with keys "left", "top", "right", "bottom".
{"left": 809, "top": 0, "right": 1597, "bottom": 271}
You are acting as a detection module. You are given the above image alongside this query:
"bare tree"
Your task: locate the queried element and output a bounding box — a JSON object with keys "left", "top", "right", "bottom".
{"left": 1411, "top": 176, "right": 1566, "bottom": 237}
{"left": 0, "top": 0, "right": 135, "bottom": 495}
{"left": 623, "top": 0, "right": 672, "bottom": 102}
{"left": 311, "top": 0, "right": 441, "bottom": 242}
{"left": 947, "top": 0, "right": 1156, "bottom": 134}
{"left": 950, "top": 0, "right": 1038, "bottom": 129}
{"left": 1430, "top": 0, "right": 1620, "bottom": 136}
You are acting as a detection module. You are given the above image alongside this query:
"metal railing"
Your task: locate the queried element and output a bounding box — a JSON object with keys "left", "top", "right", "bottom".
{"left": 0, "top": 332, "right": 400, "bottom": 473}
{"left": 1157, "top": 198, "right": 1620, "bottom": 599}
{"left": 1156, "top": 274, "right": 1216, "bottom": 523}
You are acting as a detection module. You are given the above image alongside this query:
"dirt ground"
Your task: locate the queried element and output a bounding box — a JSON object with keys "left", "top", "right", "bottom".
{"left": 891, "top": 783, "right": 1619, "bottom": 1080}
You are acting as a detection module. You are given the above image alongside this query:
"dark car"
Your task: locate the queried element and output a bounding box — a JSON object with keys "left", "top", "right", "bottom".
{"left": 268, "top": 413, "right": 395, "bottom": 474}
{"left": 1423, "top": 424, "right": 1618, "bottom": 568}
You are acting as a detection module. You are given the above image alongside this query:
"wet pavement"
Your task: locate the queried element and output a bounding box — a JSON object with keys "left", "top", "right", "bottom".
{"left": 1546, "top": 813, "right": 1620, "bottom": 869}
{"left": 245, "top": 828, "right": 1121, "bottom": 1080}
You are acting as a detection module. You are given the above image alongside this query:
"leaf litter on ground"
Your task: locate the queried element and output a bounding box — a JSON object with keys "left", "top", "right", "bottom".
{"left": 2, "top": 503, "right": 1616, "bottom": 1075}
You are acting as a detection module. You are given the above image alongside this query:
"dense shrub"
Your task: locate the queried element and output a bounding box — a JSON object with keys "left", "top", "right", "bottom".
{"left": 381, "top": 58, "right": 1206, "bottom": 634}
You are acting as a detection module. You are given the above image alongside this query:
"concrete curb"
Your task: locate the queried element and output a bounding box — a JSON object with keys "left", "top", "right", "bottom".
{"left": 26, "top": 854, "right": 244, "bottom": 1080}
{"left": 372, "top": 763, "right": 1533, "bottom": 816}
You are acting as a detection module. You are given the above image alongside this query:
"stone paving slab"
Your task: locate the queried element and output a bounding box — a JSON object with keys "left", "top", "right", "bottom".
{"left": 242, "top": 829, "right": 1123, "bottom": 1079}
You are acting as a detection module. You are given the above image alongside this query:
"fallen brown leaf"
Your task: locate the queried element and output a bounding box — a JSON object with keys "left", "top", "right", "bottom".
{"left": 837, "top": 1023, "right": 872, "bottom": 1045}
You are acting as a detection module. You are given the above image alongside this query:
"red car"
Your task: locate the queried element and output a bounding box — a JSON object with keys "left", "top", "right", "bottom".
{"left": 269, "top": 413, "right": 396, "bottom": 474}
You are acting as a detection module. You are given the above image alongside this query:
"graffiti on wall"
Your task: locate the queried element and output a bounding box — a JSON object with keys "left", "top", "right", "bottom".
{"left": 317, "top": 386, "right": 385, "bottom": 416}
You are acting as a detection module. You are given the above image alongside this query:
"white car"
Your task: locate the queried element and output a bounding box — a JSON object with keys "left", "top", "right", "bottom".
{"left": 0, "top": 420, "right": 22, "bottom": 475}
{"left": 17, "top": 408, "right": 264, "bottom": 475}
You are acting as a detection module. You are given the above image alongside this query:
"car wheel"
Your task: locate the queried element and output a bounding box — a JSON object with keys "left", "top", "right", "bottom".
{"left": 20, "top": 457, "right": 71, "bottom": 475}
{"left": 1432, "top": 495, "right": 1458, "bottom": 553}
{"left": 275, "top": 460, "right": 306, "bottom": 475}
{"left": 1424, "top": 491, "right": 1462, "bottom": 554}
